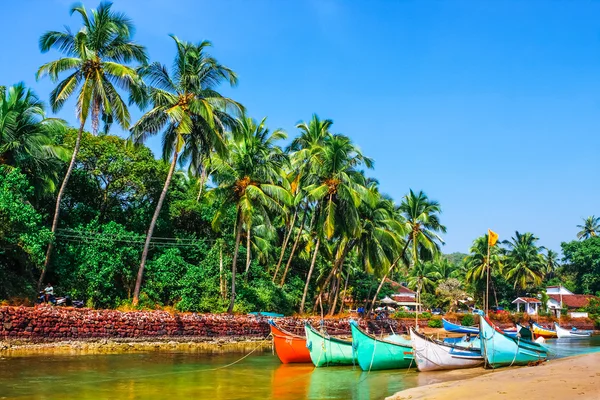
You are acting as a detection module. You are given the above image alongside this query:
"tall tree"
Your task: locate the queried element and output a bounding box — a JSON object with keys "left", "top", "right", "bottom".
{"left": 300, "top": 133, "right": 372, "bottom": 313}
{"left": 0, "top": 83, "right": 66, "bottom": 196}
{"left": 131, "top": 36, "right": 241, "bottom": 305}
{"left": 398, "top": 189, "right": 446, "bottom": 313}
{"left": 36, "top": 1, "right": 147, "bottom": 288}
{"left": 211, "top": 116, "right": 289, "bottom": 313}
{"left": 503, "top": 231, "right": 545, "bottom": 290}
{"left": 577, "top": 216, "right": 600, "bottom": 240}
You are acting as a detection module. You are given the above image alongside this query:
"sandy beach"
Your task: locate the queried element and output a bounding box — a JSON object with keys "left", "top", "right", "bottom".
{"left": 387, "top": 352, "right": 600, "bottom": 400}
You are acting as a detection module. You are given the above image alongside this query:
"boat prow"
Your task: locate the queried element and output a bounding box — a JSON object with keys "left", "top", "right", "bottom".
{"left": 479, "top": 315, "right": 548, "bottom": 368}
{"left": 268, "top": 320, "right": 311, "bottom": 363}
{"left": 531, "top": 322, "right": 557, "bottom": 338}
{"left": 554, "top": 323, "right": 592, "bottom": 339}
{"left": 304, "top": 323, "right": 354, "bottom": 367}
{"left": 410, "top": 328, "right": 484, "bottom": 372}
{"left": 350, "top": 320, "right": 413, "bottom": 371}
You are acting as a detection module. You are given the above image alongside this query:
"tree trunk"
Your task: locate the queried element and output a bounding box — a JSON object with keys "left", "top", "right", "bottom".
{"left": 245, "top": 225, "right": 251, "bottom": 276}
{"left": 314, "top": 241, "right": 353, "bottom": 311}
{"left": 196, "top": 165, "right": 208, "bottom": 202}
{"left": 219, "top": 243, "right": 226, "bottom": 299}
{"left": 338, "top": 264, "right": 350, "bottom": 314}
{"left": 228, "top": 208, "right": 243, "bottom": 313}
{"left": 329, "top": 275, "right": 340, "bottom": 316}
{"left": 279, "top": 209, "right": 307, "bottom": 287}
{"left": 38, "top": 119, "right": 85, "bottom": 290}
{"left": 368, "top": 257, "right": 401, "bottom": 316}
{"left": 299, "top": 237, "right": 320, "bottom": 314}
{"left": 91, "top": 98, "right": 100, "bottom": 136}
{"left": 132, "top": 150, "right": 179, "bottom": 305}
{"left": 272, "top": 210, "right": 297, "bottom": 283}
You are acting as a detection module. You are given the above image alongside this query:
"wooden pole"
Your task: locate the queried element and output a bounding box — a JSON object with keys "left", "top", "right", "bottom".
{"left": 485, "top": 240, "right": 491, "bottom": 316}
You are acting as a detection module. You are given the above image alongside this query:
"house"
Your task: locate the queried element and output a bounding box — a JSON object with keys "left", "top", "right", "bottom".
{"left": 546, "top": 285, "right": 597, "bottom": 318}
{"left": 512, "top": 297, "right": 542, "bottom": 315}
{"left": 385, "top": 279, "right": 420, "bottom": 310}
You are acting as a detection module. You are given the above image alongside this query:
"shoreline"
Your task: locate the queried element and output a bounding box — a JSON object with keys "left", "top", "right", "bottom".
{"left": 387, "top": 352, "right": 600, "bottom": 400}
{"left": 0, "top": 337, "right": 273, "bottom": 356}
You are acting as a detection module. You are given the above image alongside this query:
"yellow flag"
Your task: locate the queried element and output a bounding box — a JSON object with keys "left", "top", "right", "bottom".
{"left": 488, "top": 229, "right": 499, "bottom": 247}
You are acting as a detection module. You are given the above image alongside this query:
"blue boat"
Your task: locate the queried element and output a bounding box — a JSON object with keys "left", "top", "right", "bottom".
{"left": 442, "top": 318, "right": 479, "bottom": 334}
{"left": 479, "top": 315, "right": 548, "bottom": 368}
{"left": 249, "top": 311, "right": 284, "bottom": 318}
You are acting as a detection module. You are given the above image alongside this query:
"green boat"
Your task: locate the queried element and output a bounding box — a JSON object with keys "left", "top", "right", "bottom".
{"left": 304, "top": 323, "right": 355, "bottom": 367}
{"left": 350, "top": 320, "right": 414, "bottom": 371}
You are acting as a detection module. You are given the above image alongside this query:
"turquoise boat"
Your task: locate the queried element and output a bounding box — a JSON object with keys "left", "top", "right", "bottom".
{"left": 304, "top": 323, "right": 355, "bottom": 367}
{"left": 350, "top": 320, "right": 414, "bottom": 371}
{"left": 479, "top": 315, "right": 548, "bottom": 368}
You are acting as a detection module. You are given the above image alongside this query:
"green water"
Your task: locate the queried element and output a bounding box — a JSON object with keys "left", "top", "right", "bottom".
{"left": 1, "top": 337, "right": 599, "bottom": 400}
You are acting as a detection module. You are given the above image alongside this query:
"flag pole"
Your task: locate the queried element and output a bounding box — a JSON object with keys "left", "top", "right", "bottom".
{"left": 485, "top": 239, "right": 491, "bottom": 317}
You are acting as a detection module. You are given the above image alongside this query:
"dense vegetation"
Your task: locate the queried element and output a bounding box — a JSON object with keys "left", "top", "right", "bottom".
{"left": 1, "top": 2, "right": 598, "bottom": 316}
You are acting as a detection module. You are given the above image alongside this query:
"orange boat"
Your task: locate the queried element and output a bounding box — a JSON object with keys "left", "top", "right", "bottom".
{"left": 269, "top": 320, "right": 312, "bottom": 363}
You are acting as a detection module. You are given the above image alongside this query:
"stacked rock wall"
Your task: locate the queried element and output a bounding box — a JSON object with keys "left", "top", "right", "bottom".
{"left": 0, "top": 306, "right": 410, "bottom": 341}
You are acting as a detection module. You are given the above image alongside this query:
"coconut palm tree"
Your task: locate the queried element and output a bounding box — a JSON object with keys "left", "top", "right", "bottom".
{"left": 0, "top": 83, "right": 66, "bottom": 196}
{"left": 130, "top": 36, "right": 241, "bottom": 305}
{"left": 299, "top": 133, "right": 372, "bottom": 313}
{"left": 577, "top": 216, "right": 600, "bottom": 240}
{"left": 36, "top": 1, "right": 147, "bottom": 287}
{"left": 543, "top": 249, "right": 560, "bottom": 279}
{"left": 211, "top": 116, "right": 289, "bottom": 313}
{"left": 503, "top": 231, "right": 546, "bottom": 290}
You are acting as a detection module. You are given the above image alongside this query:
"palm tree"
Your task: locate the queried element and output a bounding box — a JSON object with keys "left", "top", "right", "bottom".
{"left": 131, "top": 36, "right": 241, "bottom": 305}
{"left": 300, "top": 133, "right": 372, "bottom": 313}
{"left": 36, "top": 1, "right": 147, "bottom": 288}
{"left": 276, "top": 115, "right": 334, "bottom": 288}
{"left": 0, "top": 83, "right": 66, "bottom": 195}
{"left": 503, "top": 231, "right": 546, "bottom": 290}
{"left": 543, "top": 249, "right": 560, "bottom": 279}
{"left": 398, "top": 190, "right": 446, "bottom": 313}
{"left": 577, "top": 216, "right": 600, "bottom": 240}
{"left": 211, "top": 116, "right": 289, "bottom": 313}
{"left": 464, "top": 234, "right": 503, "bottom": 285}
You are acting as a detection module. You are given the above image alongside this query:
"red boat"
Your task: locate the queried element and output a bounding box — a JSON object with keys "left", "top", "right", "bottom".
{"left": 269, "top": 320, "right": 312, "bottom": 363}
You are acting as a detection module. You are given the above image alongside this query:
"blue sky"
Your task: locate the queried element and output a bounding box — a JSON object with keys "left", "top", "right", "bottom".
{"left": 2, "top": 0, "right": 599, "bottom": 254}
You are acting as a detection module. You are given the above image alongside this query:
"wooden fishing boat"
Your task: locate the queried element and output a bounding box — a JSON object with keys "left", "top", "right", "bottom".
{"left": 350, "top": 320, "right": 414, "bottom": 371}
{"left": 554, "top": 323, "right": 592, "bottom": 339}
{"left": 531, "top": 322, "right": 557, "bottom": 338}
{"left": 268, "top": 320, "right": 312, "bottom": 364}
{"left": 410, "top": 329, "right": 484, "bottom": 371}
{"left": 304, "top": 323, "right": 355, "bottom": 367}
{"left": 479, "top": 315, "right": 548, "bottom": 368}
{"left": 442, "top": 318, "right": 479, "bottom": 334}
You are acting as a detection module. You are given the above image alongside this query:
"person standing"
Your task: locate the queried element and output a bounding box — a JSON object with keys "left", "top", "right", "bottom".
{"left": 44, "top": 283, "right": 54, "bottom": 304}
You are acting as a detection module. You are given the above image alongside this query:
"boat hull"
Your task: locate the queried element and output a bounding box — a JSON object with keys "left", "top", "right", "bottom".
{"left": 269, "top": 321, "right": 312, "bottom": 364}
{"left": 442, "top": 318, "right": 479, "bottom": 334}
{"left": 410, "top": 329, "right": 484, "bottom": 372}
{"left": 350, "top": 321, "right": 413, "bottom": 371}
{"left": 531, "top": 323, "right": 557, "bottom": 338}
{"left": 479, "top": 316, "right": 548, "bottom": 368}
{"left": 304, "top": 324, "right": 355, "bottom": 367}
{"left": 554, "top": 323, "right": 592, "bottom": 339}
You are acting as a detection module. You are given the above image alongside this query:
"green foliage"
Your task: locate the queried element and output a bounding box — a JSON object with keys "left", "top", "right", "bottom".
{"left": 0, "top": 169, "right": 52, "bottom": 298}
{"left": 561, "top": 237, "right": 600, "bottom": 294}
{"left": 460, "top": 314, "right": 475, "bottom": 326}
{"left": 428, "top": 318, "right": 442, "bottom": 328}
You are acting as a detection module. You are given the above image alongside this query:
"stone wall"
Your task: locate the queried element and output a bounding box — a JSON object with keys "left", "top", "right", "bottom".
{"left": 0, "top": 306, "right": 411, "bottom": 342}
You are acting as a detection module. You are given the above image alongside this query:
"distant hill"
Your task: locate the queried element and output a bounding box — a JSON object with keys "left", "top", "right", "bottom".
{"left": 443, "top": 252, "right": 468, "bottom": 266}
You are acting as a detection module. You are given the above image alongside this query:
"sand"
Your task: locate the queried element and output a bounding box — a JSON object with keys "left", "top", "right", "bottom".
{"left": 387, "top": 352, "right": 600, "bottom": 400}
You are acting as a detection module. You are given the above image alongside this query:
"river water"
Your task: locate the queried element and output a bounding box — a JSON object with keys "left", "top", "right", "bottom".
{"left": 1, "top": 337, "right": 599, "bottom": 400}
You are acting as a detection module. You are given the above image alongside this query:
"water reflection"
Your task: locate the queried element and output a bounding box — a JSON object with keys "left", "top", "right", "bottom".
{"left": 1, "top": 338, "right": 599, "bottom": 400}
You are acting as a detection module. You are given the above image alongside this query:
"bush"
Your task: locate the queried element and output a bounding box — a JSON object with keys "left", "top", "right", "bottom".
{"left": 428, "top": 318, "right": 442, "bottom": 328}
{"left": 392, "top": 310, "right": 414, "bottom": 319}
{"left": 460, "top": 314, "right": 475, "bottom": 326}
{"left": 419, "top": 312, "right": 432, "bottom": 319}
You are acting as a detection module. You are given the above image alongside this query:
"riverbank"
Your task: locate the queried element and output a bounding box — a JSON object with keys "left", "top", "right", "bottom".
{"left": 387, "top": 352, "right": 600, "bottom": 400}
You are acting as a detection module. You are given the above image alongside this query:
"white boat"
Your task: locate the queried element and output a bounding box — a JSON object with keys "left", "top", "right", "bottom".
{"left": 554, "top": 323, "right": 592, "bottom": 339}
{"left": 409, "top": 328, "right": 484, "bottom": 372}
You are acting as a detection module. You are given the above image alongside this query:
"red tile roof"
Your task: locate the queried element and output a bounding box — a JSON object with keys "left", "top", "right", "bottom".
{"left": 385, "top": 279, "right": 416, "bottom": 294}
{"left": 390, "top": 295, "right": 418, "bottom": 303}
{"left": 513, "top": 297, "right": 541, "bottom": 303}
{"left": 549, "top": 294, "right": 597, "bottom": 309}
